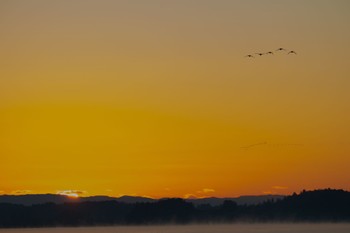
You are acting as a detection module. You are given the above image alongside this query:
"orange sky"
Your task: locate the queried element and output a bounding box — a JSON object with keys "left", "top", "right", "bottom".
{"left": 1, "top": 0, "right": 350, "bottom": 198}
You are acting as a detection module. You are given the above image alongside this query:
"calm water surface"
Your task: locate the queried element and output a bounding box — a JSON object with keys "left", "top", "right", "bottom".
{"left": 1, "top": 224, "right": 350, "bottom": 233}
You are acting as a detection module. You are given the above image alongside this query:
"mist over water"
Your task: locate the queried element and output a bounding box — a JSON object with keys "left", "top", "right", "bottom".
{"left": 1, "top": 224, "right": 350, "bottom": 233}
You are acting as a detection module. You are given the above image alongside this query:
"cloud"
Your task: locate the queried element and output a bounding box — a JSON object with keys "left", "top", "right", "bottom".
{"left": 140, "top": 195, "right": 154, "bottom": 199}
{"left": 117, "top": 193, "right": 137, "bottom": 197}
{"left": 105, "top": 189, "right": 113, "bottom": 192}
{"left": 183, "top": 194, "right": 198, "bottom": 199}
{"left": 272, "top": 186, "right": 288, "bottom": 190}
{"left": 196, "top": 188, "right": 215, "bottom": 194}
{"left": 202, "top": 188, "right": 215, "bottom": 193}
{"left": 262, "top": 191, "right": 275, "bottom": 195}
{"left": 184, "top": 188, "right": 216, "bottom": 199}
{"left": 263, "top": 186, "right": 288, "bottom": 195}
{"left": 241, "top": 142, "right": 267, "bottom": 150}
{"left": 56, "top": 190, "right": 87, "bottom": 197}
{"left": 11, "top": 190, "right": 32, "bottom": 194}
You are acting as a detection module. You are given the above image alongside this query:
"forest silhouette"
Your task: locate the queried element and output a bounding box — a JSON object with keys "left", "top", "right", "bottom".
{"left": 0, "top": 189, "right": 349, "bottom": 228}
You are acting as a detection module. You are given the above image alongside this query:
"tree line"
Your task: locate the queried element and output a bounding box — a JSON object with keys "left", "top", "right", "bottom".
{"left": 0, "top": 189, "right": 350, "bottom": 228}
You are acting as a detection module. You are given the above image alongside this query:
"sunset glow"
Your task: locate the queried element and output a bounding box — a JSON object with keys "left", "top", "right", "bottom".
{"left": 58, "top": 193, "right": 79, "bottom": 198}
{"left": 1, "top": 0, "right": 350, "bottom": 198}
{"left": 56, "top": 190, "right": 84, "bottom": 198}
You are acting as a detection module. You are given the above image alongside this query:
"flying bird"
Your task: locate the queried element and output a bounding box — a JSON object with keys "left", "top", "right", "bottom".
{"left": 288, "top": 50, "right": 297, "bottom": 55}
{"left": 245, "top": 54, "right": 254, "bottom": 58}
{"left": 276, "top": 48, "right": 286, "bottom": 52}
{"left": 265, "top": 51, "right": 274, "bottom": 55}
{"left": 255, "top": 53, "right": 264, "bottom": 56}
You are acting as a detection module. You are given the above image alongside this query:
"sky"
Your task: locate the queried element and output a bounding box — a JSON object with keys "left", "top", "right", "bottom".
{"left": 1, "top": 0, "right": 350, "bottom": 198}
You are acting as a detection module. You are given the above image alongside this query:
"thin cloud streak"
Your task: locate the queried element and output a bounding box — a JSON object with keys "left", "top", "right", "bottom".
{"left": 56, "top": 190, "right": 87, "bottom": 197}
{"left": 11, "top": 190, "right": 32, "bottom": 195}
{"left": 273, "top": 186, "right": 289, "bottom": 190}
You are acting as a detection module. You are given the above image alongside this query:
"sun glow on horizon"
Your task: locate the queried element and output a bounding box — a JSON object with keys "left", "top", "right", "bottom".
{"left": 56, "top": 190, "right": 85, "bottom": 198}
{"left": 63, "top": 193, "right": 79, "bottom": 198}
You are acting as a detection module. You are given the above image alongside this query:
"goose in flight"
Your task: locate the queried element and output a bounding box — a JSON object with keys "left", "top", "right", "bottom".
{"left": 276, "top": 48, "right": 286, "bottom": 52}
{"left": 245, "top": 54, "right": 254, "bottom": 58}
{"left": 255, "top": 53, "right": 264, "bottom": 56}
{"left": 265, "top": 51, "right": 274, "bottom": 55}
{"left": 288, "top": 50, "right": 297, "bottom": 55}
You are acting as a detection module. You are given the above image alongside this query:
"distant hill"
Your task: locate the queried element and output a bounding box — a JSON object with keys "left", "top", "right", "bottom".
{"left": 0, "top": 194, "right": 282, "bottom": 206}
{"left": 187, "top": 195, "right": 284, "bottom": 206}
{"left": 0, "top": 189, "right": 349, "bottom": 227}
{"left": 0, "top": 194, "right": 75, "bottom": 205}
{"left": 0, "top": 194, "right": 155, "bottom": 206}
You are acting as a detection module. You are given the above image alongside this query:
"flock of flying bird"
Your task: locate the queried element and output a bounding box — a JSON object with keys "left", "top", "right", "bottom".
{"left": 245, "top": 48, "right": 297, "bottom": 58}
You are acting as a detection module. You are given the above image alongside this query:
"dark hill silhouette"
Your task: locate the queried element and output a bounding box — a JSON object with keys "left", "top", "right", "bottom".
{"left": 188, "top": 194, "right": 284, "bottom": 206}
{"left": 0, "top": 194, "right": 155, "bottom": 206}
{"left": 0, "top": 194, "right": 75, "bottom": 205}
{"left": 114, "top": 195, "right": 155, "bottom": 204}
{"left": 0, "top": 194, "right": 282, "bottom": 206}
{"left": 0, "top": 189, "right": 349, "bottom": 228}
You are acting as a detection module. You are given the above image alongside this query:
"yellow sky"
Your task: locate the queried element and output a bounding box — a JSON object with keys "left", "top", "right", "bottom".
{"left": 1, "top": 0, "right": 350, "bottom": 198}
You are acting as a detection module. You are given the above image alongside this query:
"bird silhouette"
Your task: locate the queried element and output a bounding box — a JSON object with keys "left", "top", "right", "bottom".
{"left": 276, "top": 48, "right": 286, "bottom": 52}
{"left": 245, "top": 48, "right": 298, "bottom": 59}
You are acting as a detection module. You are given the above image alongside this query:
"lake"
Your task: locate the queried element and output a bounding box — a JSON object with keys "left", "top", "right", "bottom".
{"left": 1, "top": 224, "right": 350, "bottom": 233}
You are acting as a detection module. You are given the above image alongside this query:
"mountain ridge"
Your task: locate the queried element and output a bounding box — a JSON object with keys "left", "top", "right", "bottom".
{"left": 0, "top": 189, "right": 349, "bottom": 227}
{"left": 0, "top": 193, "right": 283, "bottom": 206}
